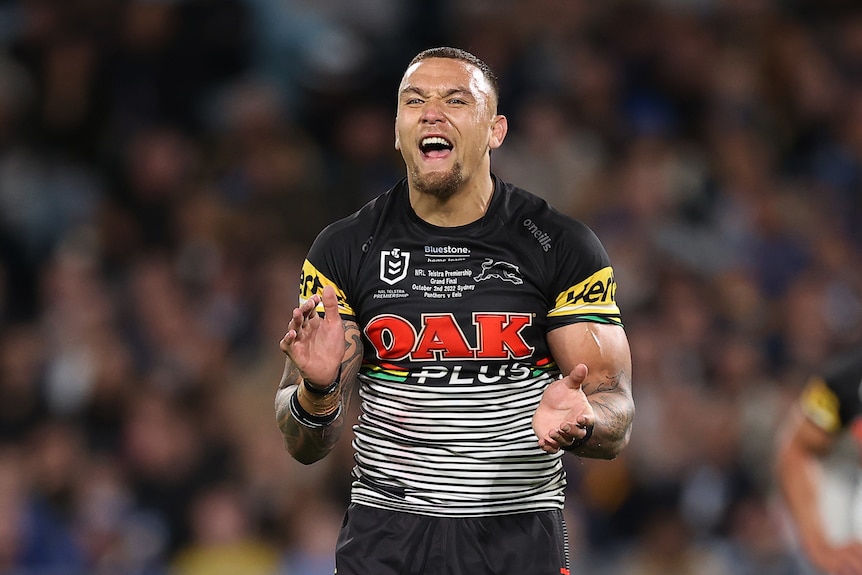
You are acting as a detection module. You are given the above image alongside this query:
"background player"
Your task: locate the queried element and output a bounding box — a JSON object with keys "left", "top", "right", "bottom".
{"left": 776, "top": 347, "right": 862, "bottom": 575}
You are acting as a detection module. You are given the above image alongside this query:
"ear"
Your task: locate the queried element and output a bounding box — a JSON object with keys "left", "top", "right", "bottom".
{"left": 394, "top": 119, "right": 401, "bottom": 151}
{"left": 489, "top": 115, "right": 508, "bottom": 150}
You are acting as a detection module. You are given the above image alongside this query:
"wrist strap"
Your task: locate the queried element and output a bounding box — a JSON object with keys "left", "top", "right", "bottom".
{"left": 302, "top": 365, "right": 342, "bottom": 396}
{"left": 289, "top": 390, "right": 341, "bottom": 428}
{"left": 563, "top": 424, "right": 594, "bottom": 451}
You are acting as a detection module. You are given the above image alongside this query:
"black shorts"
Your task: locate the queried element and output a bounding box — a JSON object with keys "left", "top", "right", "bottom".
{"left": 335, "top": 503, "right": 571, "bottom": 575}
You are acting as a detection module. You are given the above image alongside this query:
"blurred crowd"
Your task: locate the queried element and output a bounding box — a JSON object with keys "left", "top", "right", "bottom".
{"left": 0, "top": 0, "right": 861, "bottom": 574}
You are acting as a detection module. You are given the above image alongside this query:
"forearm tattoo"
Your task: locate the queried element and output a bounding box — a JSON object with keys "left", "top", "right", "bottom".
{"left": 578, "top": 370, "right": 634, "bottom": 459}
{"left": 275, "top": 321, "right": 363, "bottom": 464}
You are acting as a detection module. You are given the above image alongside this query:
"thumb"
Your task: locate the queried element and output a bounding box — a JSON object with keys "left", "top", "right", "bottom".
{"left": 565, "top": 364, "right": 589, "bottom": 390}
{"left": 321, "top": 285, "right": 341, "bottom": 319}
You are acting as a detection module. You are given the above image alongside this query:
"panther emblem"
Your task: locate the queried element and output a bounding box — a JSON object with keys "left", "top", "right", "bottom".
{"left": 473, "top": 258, "right": 523, "bottom": 284}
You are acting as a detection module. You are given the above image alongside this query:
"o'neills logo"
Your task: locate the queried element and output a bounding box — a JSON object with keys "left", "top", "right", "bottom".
{"left": 523, "top": 219, "right": 552, "bottom": 252}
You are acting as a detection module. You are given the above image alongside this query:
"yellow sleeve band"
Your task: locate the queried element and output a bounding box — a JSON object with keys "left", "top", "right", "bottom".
{"left": 799, "top": 376, "right": 842, "bottom": 433}
{"left": 299, "top": 259, "right": 354, "bottom": 316}
{"left": 549, "top": 266, "right": 621, "bottom": 320}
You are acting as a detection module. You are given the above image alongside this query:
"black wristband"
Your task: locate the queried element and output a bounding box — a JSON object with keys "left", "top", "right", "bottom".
{"left": 302, "top": 365, "right": 342, "bottom": 396}
{"left": 563, "top": 424, "right": 594, "bottom": 451}
{"left": 288, "top": 390, "right": 341, "bottom": 429}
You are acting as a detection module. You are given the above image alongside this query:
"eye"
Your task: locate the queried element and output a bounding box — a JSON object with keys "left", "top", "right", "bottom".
{"left": 405, "top": 98, "right": 424, "bottom": 105}
{"left": 448, "top": 98, "right": 468, "bottom": 105}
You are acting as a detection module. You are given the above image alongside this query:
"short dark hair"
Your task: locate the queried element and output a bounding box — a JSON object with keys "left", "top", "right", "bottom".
{"left": 408, "top": 47, "right": 499, "bottom": 103}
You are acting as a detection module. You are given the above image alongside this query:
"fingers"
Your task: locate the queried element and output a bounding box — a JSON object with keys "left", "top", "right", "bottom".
{"left": 280, "top": 293, "right": 322, "bottom": 351}
{"left": 279, "top": 286, "right": 342, "bottom": 351}
{"left": 292, "top": 298, "right": 317, "bottom": 331}
{"left": 559, "top": 422, "right": 591, "bottom": 445}
{"left": 539, "top": 422, "right": 591, "bottom": 453}
{"left": 299, "top": 293, "right": 322, "bottom": 319}
{"left": 537, "top": 439, "right": 558, "bottom": 453}
{"left": 537, "top": 435, "right": 562, "bottom": 453}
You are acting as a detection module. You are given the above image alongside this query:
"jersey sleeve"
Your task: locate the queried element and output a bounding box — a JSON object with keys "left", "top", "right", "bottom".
{"left": 799, "top": 353, "right": 862, "bottom": 434}
{"left": 545, "top": 220, "right": 622, "bottom": 331}
{"left": 298, "top": 221, "right": 358, "bottom": 321}
{"left": 799, "top": 375, "right": 843, "bottom": 434}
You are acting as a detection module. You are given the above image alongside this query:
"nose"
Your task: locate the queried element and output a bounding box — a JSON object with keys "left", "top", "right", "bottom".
{"left": 421, "top": 99, "right": 446, "bottom": 123}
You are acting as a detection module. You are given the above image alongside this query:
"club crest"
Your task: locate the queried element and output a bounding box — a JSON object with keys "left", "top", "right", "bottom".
{"left": 380, "top": 248, "right": 410, "bottom": 285}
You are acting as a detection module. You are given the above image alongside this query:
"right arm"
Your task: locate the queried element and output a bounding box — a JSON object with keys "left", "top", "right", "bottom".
{"left": 776, "top": 406, "right": 862, "bottom": 574}
{"left": 274, "top": 285, "right": 364, "bottom": 465}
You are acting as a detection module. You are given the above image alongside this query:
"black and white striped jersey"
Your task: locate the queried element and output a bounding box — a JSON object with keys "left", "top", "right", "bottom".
{"left": 298, "top": 175, "right": 623, "bottom": 517}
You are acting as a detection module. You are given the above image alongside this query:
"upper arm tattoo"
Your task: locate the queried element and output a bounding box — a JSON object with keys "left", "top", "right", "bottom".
{"left": 582, "top": 370, "right": 625, "bottom": 395}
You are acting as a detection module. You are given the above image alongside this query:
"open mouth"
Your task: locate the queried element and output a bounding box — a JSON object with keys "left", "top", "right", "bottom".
{"left": 419, "top": 136, "right": 453, "bottom": 158}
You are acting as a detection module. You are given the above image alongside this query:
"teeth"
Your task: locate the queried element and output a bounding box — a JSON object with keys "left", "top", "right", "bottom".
{"left": 421, "top": 137, "right": 450, "bottom": 147}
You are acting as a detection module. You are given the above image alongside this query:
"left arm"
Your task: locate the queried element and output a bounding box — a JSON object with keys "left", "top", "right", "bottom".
{"left": 533, "top": 322, "right": 634, "bottom": 459}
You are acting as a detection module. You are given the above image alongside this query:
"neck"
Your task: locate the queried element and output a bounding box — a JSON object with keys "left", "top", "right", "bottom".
{"left": 409, "top": 173, "right": 495, "bottom": 227}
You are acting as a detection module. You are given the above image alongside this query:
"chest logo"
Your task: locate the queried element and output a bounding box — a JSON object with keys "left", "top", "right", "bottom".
{"left": 380, "top": 248, "right": 410, "bottom": 285}
{"left": 365, "top": 313, "right": 534, "bottom": 361}
{"left": 474, "top": 258, "right": 523, "bottom": 285}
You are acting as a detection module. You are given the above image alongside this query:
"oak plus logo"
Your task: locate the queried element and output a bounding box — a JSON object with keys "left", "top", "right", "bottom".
{"left": 380, "top": 248, "right": 410, "bottom": 285}
{"left": 364, "top": 312, "right": 534, "bottom": 361}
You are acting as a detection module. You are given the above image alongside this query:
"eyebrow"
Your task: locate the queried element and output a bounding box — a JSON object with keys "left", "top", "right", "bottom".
{"left": 399, "top": 86, "right": 473, "bottom": 100}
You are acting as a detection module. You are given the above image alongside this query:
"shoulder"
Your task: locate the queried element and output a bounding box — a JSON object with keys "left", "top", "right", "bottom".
{"left": 821, "top": 349, "right": 862, "bottom": 392}
{"left": 311, "top": 180, "right": 405, "bottom": 250}
{"left": 495, "top": 178, "right": 605, "bottom": 253}
{"left": 300, "top": 181, "right": 406, "bottom": 309}
{"left": 495, "top": 179, "right": 621, "bottom": 326}
{"left": 800, "top": 348, "right": 862, "bottom": 429}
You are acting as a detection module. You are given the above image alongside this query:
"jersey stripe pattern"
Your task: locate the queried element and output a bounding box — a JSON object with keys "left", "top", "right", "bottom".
{"left": 352, "top": 361, "right": 564, "bottom": 515}
{"left": 299, "top": 176, "right": 623, "bottom": 517}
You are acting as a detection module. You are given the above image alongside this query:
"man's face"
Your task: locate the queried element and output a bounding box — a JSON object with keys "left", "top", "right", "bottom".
{"left": 395, "top": 58, "right": 504, "bottom": 199}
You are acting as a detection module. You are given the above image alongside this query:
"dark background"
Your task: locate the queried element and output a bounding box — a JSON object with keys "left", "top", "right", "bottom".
{"left": 0, "top": 0, "right": 860, "bottom": 573}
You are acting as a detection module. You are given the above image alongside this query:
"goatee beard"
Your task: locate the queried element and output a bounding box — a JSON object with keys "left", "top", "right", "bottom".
{"left": 411, "top": 164, "right": 464, "bottom": 200}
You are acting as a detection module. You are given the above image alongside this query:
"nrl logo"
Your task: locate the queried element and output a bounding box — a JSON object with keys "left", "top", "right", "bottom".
{"left": 474, "top": 258, "right": 523, "bottom": 285}
{"left": 380, "top": 248, "right": 410, "bottom": 285}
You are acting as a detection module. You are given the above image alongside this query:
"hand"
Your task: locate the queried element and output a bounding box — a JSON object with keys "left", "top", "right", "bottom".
{"left": 279, "top": 285, "right": 344, "bottom": 386}
{"left": 532, "top": 364, "right": 595, "bottom": 453}
{"left": 810, "top": 541, "right": 862, "bottom": 575}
